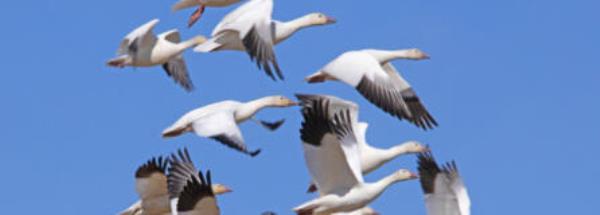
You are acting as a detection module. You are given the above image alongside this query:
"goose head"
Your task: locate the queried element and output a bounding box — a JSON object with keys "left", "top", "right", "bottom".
{"left": 212, "top": 183, "right": 233, "bottom": 194}
{"left": 405, "top": 48, "right": 430, "bottom": 60}
{"left": 304, "top": 12, "right": 337, "bottom": 26}
{"left": 264, "top": 95, "right": 298, "bottom": 107}
{"left": 401, "top": 141, "right": 429, "bottom": 154}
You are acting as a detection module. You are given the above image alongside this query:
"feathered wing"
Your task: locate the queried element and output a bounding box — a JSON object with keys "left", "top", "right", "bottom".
{"left": 191, "top": 111, "right": 260, "bottom": 156}
{"left": 212, "top": 0, "right": 283, "bottom": 80}
{"left": 118, "top": 19, "right": 160, "bottom": 56}
{"left": 134, "top": 156, "right": 171, "bottom": 215}
{"left": 156, "top": 30, "right": 195, "bottom": 91}
{"left": 168, "top": 148, "right": 199, "bottom": 199}
{"left": 299, "top": 98, "right": 362, "bottom": 195}
{"left": 176, "top": 171, "right": 220, "bottom": 215}
{"left": 418, "top": 152, "right": 470, "bottom": 215}
{"left": 295, "top": 94, "right": 360, "bottom": 121}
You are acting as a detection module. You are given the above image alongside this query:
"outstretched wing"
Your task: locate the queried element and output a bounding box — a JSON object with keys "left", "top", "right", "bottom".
{"left": 191, "top": 111, "right": 260, "bottom": 156}
{"left": 356, "top": 62, "right": 437, "bottom": 130}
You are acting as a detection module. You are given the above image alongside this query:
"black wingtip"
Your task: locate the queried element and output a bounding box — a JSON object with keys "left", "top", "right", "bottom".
{"left": 260, "top": 119, "right": 285, "bottom": 131}
{"left": 306, "top": 184, "right": 318, "bottom": 193}
{"left": 249, "top": 149, "right": 262, "bottom": 157}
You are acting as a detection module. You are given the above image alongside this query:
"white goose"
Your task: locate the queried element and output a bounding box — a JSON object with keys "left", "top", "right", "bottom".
{"left": 294, "top": 97, "right": 417, "bottom": 215}
{"left": 171, "top": 0, "right": 241, "bottom": 28}
{"left": 107, "top": 19, "right": 207, "bottom": 92}
{"left": 417, "top": 152, "right": 471, "bottom": 215}
{"left": 120, "top": 149, "right": 231, "bottom": 215}
{"left": 296, "top": 94, "right": 428, "bottom": 193}
{"left": 331, "top": 207, "right": 379, "bottom": 215}
{"left": 305, "top": 49, "right": 437, "bottom": 130}
{"left": 162, "top": 95, "right": 297, "bottom": 156}
{"left": 194, "top": 0, "right": 336, "bottom": 81}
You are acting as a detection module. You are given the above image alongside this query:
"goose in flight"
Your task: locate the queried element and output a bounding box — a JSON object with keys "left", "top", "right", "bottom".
{"left": 418, "top": 152, "right": 471, "bottom": 215}
{"left": 120, "top": 149, "right": 231, "bottom": 215}
{"left": 296, "top": 94, "right": 429, "bottom": 193}
{"left": 168, "top": 148, "right": 224, "bottom": 215}
{"left": 294, "top": 97, "right": 417, "bottom": 215}
{"left": 107, "top": 19, "right": 207, "bottom": 92}
{"left": 162, "top": 95, "right": 297, "bottom": 156}
{"left": 305, "top": 49, "right": 437, "bottom": 130}
{"left": 172, "top": 0, "right": 241, "bottom": 28}
{"left": 194, "top": 0, "right": 336, "bottom": 81}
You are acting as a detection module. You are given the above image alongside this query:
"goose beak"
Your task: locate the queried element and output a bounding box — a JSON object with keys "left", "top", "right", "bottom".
{"left": 325, "top": 16, "right": 337, "bottom": 24}
{"left": 215, "top": 185, "right": 233, "bottom": 194}
{"left": 284, "top": 98, "right": 299, "bottom": 106}
{"left": 410, "top": 172, "right": 419, "bottom": 179}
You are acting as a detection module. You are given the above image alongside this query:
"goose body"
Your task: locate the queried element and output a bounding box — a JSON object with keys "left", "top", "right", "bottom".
{"left": 162, "top": 95, "right": 296, "bottom": 156}
{"left": 418, "top": 152, "right": 471, "bottom": 215}
{"left": 306, "top": 49, "right": 437, "bottom": 130}
{"left": 294, "top": 96, "right": 417, "bottom": 215}
{"left": 194, "top": 0, "right": 335, "bottom": 80}
{"left": 107, "top": 19, "right": 206, "bottom": 91}
{"left": 297, "top": 94, "right": 428, "bottom": 193}
{"left": 172, "top": 0, "right": 241, "bottom": 27}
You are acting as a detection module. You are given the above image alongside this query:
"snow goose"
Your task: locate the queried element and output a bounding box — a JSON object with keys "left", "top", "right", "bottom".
{"left": 305, "top": 49, "right": 437, "bottom": 130}
{"left": 331, "top": 206, "right": 379, "bottom": 215}
{"left": 120, "top": 149, "right": 231, "bottom": 215}
{"left": 171, "top": 0, "right": 241, "bottom": 28}
{"left": 296, "top": 94, "right": 428, "bottom": 193}
{"left": 194, "top": 0, "right": 335, "bottom": 80}
{"left": 294, "top": 98, "right": 417, "bottom": 215}
{"left": 417, "top": 152, "right": 471, "bottom": 215}
{"left": 162, "top": 95, "right": 297, "bottom": 156}
{"left": 107, "top": 19, "right": 207, "bottom": 92}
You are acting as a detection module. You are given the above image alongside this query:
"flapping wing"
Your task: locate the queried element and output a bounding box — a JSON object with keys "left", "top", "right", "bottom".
{"left": 300, "top": 98, "right": 362, "bottom": 195}
{"left": 177, "top": 171, "right": 220, "bottom": 215}
{"left": 192, "top": 111, "right": 260, "bottom": 156}
{"left": 168, "top": 148, "right": 198, "bottom": 199}
{"left": 158, "top": 29, "right": 182, "bottom": 43}
{"left": 163, "top": 55, "right": 194, "bottom": 91}
{"left": 356, "top": 62, "right": 437, "bottom": 130}
{"left": 119, "top": 19, "right": 160, "bottom": 55}
{"left": 296, "top": 94, "right": 359, "bottom": 121}
{"left": 213, "top": 0, "right": 282, "bottom": 80}
{"left": 445, "top": 161, "right": 471, "bottom": 215}
{"left": 134, "top": 156, "right": 171, "bottom": 214}
{"left": 418, "top": 152, "right": 470, "bottom": 215}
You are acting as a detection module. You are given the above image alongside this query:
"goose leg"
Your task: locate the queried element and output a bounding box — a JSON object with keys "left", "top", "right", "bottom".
{"left": 188, "top": 4, "right": 206, "bottom": 28}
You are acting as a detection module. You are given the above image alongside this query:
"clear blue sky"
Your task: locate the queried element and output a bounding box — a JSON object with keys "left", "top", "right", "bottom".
{"left": 1, "top": 0, "right": 598, "bottom": 214}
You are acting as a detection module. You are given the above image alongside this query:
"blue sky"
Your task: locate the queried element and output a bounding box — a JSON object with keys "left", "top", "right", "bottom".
{"left": 1, "top": 0, "right": 599, "bottom": 214}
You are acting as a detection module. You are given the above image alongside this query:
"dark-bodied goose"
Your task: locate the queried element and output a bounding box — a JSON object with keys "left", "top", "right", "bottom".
{"left": 418, "top": 152, "right": 471, "bottom": 215}
{"left": 305, "top": 49, "right": 437, "bottom": 130}
{"left": 107, "top": 19, "right": 207, "bottom": 92}
{"left": 162, "top": 95, "right": 297, "bottom": 157}
{"left": 194, "top": 0, "right": 335, "bottom": 81}
{"left": 294, "top": 97, "right": 417, "bottom": 215}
